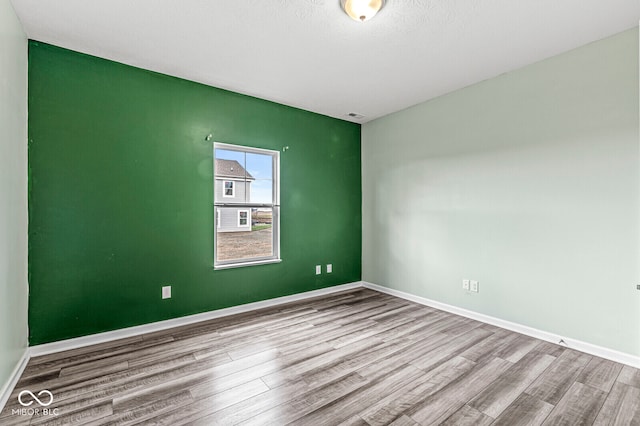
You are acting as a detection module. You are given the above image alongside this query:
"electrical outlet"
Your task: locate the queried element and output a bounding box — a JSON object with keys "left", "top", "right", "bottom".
{"left": 327, "top": 264, "right": 332, "bottom": 273}
{"left": 315, "top": 265, "right": 321, "bottom": 275}
{"left": 470, "top": 280, "right": 479, "bottom": 293}
{"left": 462, "top": 279, "right": 470, "bottom": 290}
{"left": 162, "top": 286, "right": 172, "bottom": 299}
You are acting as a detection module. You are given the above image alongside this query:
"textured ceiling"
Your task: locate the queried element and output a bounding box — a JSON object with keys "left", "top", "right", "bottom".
{"left": 10, "top": 0, "right": 640, "bottom": 123}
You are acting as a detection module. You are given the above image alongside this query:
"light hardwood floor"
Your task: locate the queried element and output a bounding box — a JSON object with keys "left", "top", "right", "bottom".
{"left": 1, "top": 289, "right": 639, "bottom": 425}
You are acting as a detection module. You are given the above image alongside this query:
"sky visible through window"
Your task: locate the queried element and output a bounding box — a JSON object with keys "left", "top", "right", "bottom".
{"left": 215, "top": 148, "right": 273, "bottom": 203}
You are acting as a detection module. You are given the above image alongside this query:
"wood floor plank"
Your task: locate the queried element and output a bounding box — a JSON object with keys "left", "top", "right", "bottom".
{"left": 468, "top": 347, "right": 556, "bottom": 418}
{"left": 299, "top": 337, "right": 415, "bottom": 389}
{"left": 35, "top": 402, "right": 113, "bottom": 426}
{"left": 409, "top": 327, "right": 493, "bottom": 372}
{"left": 332, "top": 301, "right": 406, "bottom": 326}
{"left": 377, "top": 311, "right": 449, "bottom": 342}
{"left": 492, "top": 392, "right": 555, "bottom": 426}
{"left": 16, "top": 351, "right": 231, "bottom": 409}
{"left": 356, "top": 332, "right": 453, "bottom": 379}
{"left": 616, "top": 365, "right": 640, "bottom": 389}
{"left": 293, "top": 364, "right": 424, "bottom": 426}
{"left": 534, "top": 341, "right": 567, "bottom": 358}
{"left": 542, "top": 382, "right": 607, "bottom": 425}
{"left": 441, "top": 317, "right": 484, "bottom": 336}
{"left": 493, "top": 334, "right": 542, "bottom": 363}
{"left": 82, "top": 390, "right": 194, "bottom": 426}
{"left": 388, "top": 415, "right": 421, "bottom": 426}
{"left": 60, "top": 360, "right": 130, "bottom": 378}
{"left": 327, "top": 314, "right": 416, "bottom": 349}
{"left": 19, "top": 335, "right": 175, "bottom": 381}
{"left": 187, "top": 342, "right": 335, "bottom": 398}
{"left": 525, "top": 348, "right": 592, "bottom": 405}
{"left": 368, "top": 304, "right": 420, "bottom": 321}
{"left": 593, "top": 381, "right": 640, "bottom": 426}
{"left": 335, "top": 415, "right": 370, "bottom": 426}
{"left": 576, "top": 357, "right": 623, "bottom": 393}
{"left": 261, "top": 337, "right": 383, "bottom": 388}
{"left": 440, "top": 404, "right": 494, "bottom": 426}
{"left": 407, "top": 356, "right": 513, "bottom": 425}
{"left": 26, "top": 335, "right": 144, "bottom": 366}
{"left": 199, "top": 376, "right": 318, "bottom": 425}
{"left": 458, "top": 328, "right": 518, "bottom": 363}
{"left": 360, "top": 356, "right": 477, "bottom": 425}
{"left": 1, "top": 288, "right": 638, "bottom": 426}
{"left": 145, "top": 379, "right": 270, "bottom": 426}
{"left": 273, "top": 320, "right": 379, "bottom": 357}
{"left": 237, "top": 372, "right": 369, "bottom": 426}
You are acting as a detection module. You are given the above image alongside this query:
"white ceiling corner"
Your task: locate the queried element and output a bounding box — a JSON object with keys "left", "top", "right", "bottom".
{"left": 10, "top": 0, "right": 640, "bottom": 123}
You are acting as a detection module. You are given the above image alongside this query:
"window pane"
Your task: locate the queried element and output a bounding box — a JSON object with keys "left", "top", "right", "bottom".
{"left": 223, "top": 181, "right": 234, "bottom": 197}
{"left": 216, "top": 207, "right": 273, "bottom": 262}
{"left": 245, "top": 152, "right": 273, "bottom": 203}
{"left": 238, "top": 210, "right": 248, "bottom": 226}
{"left": 215, "top": 149, "right": 248, "bottom": 203}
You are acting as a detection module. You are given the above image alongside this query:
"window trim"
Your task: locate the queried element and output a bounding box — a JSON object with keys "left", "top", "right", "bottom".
{"left": 213, "top": 142, "right": 280, "bottom": 269}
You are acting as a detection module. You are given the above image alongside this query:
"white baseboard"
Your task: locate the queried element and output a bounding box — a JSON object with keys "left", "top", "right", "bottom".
{"left": 18, "top": 278, "right": 640, "bottom": 395}
{"left": 0, "top": 347, "right": 30, "bottom": 413}
{"left": 30, "top": 281, "right": 363, "bottom": 357}
{"left": 363, "top": 281, "right": 640, "bottom": 369}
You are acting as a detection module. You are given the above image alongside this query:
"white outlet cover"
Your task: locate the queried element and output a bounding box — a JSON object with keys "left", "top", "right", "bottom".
{"left": 462, "top": 279, "right": 470, "bottom": 290}
{"left": 327, "top": 264, "right": 332, "bottom": 273}
{"left": 470, "top": 280, "right": 479, "bottom": 292}
{"left": 315, "top": 265, "right": 321, "bottom": 275}
{"left": 162, "top": 286, "right": 172, "bottom": 299}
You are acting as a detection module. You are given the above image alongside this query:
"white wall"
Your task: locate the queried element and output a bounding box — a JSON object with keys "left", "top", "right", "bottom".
{"left": 362, "top": 28, "right": 639, "bottom": 357}
{"left": 0, "top": 0, "right": 28, "bottom": 395}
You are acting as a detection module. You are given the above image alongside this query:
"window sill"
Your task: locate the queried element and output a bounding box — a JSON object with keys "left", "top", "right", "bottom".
{"left": 214, "top": 258, "right": 282, "bottom": 270}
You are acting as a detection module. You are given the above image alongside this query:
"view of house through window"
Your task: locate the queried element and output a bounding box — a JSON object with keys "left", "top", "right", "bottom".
{"left": 214, "top": 143, "right": 280, "bottom": 267}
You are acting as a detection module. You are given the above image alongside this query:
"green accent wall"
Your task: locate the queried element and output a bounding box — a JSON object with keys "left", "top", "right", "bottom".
{"left": 28, "top": 42, "right": 361, "bottom": 345}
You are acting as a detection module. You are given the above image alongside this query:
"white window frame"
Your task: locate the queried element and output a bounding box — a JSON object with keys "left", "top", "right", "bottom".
{"left": 237, "top": 209, "right": 250, "bottom": 228}
{"left": 213, "top": 142, "right": 281, "bottom": 269}
{"left": 222, "top": 180, "right": 235, "bottom": 198}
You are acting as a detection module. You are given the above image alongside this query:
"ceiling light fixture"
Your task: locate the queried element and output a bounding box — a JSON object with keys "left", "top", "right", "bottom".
{"left": 340, "top": 0, "right": 385, "bottom": 22}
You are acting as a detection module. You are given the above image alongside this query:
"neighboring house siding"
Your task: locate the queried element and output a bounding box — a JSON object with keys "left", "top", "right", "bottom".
{"left": 215, "top": 178, "right": 250, "bottom": 204}
{"left": 217, "top": 208, "right": 250, "bottom": 233}
{"left": 214, "top": 158, "right": 253, "bottom": 232}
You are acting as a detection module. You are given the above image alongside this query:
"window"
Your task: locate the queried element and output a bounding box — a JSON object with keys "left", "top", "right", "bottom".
{"left": 214, "top": 143, "right": 280, "bottom": 268}
{"left": 223, "top": 181, "right": 235, "bottom": 197}
{"left": 237, "top": 210, "right": 249, "bottom": 227}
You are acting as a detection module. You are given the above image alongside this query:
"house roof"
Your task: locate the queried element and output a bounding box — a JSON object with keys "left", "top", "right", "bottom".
{"left": 215, "top": 159, "right": 254, "bottom": 180}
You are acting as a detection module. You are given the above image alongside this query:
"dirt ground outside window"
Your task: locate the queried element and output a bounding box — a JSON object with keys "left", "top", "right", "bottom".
{"left": 216, "top": 227, "right": 273, "bottom": 261}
